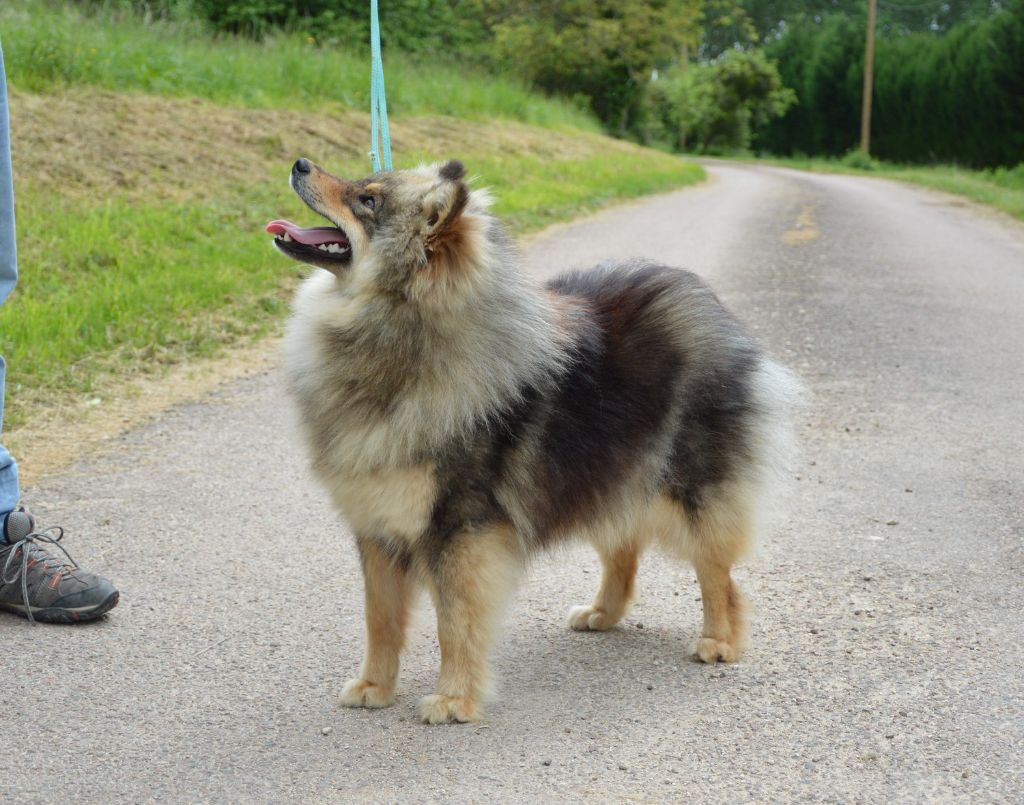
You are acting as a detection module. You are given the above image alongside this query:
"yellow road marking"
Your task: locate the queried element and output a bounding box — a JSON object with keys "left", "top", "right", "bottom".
{"left": 782, "top": 205, "right": 819, "bottom": 245}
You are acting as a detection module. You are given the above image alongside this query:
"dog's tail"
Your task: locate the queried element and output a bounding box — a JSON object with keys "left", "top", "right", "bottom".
{"left": 741, "top": 356, "right": 807, "bottom": 536}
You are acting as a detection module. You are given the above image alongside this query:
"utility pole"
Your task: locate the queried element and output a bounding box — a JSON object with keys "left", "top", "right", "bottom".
{"left": 860, "top": 0, "right": 877, "bottom": 154}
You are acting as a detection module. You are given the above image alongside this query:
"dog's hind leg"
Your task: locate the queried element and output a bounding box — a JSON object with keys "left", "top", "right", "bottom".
{"left": 567, "top": 542, "right": 641, "bottom": 631}
{"left": 688, "top": 500, "right": 752, "bottom": 664}
{"left": 692, "top": 556, "right": 749, "bottom": 663}
{"left": 419, "top": 524, "right": 521, "bottom": 724}
{"left": 340, "top": 537, "right": 416, "bottom": 709}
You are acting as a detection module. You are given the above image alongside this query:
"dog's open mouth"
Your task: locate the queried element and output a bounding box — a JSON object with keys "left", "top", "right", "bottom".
{"left": 265, "top": 219, "right": 351, "bottom": 265}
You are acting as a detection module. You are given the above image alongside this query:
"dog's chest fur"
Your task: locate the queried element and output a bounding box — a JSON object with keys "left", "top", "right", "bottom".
{"left": 322, "top": 463, "right": 437, "bottom": 542}
{"left": 283, "top": 271, "right": 445, "bottom": 541}
{"left": 284, "top": 265, "right": 565, "bottom": 545}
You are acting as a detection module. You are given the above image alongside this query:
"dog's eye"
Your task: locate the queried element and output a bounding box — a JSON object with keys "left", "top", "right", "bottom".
{"left": 359, "top": 195, "right": 376, "bottom": 211}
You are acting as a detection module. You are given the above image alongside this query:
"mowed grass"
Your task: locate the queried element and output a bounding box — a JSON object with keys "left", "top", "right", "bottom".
{"left": 4, "top": 190, "right": 289, "bottom": 402}
{"left": 880, "top": 164, "right": 1024, "bottom": 221}
{"left": 0, "top": 152, "right": 701, "bottom": 429}
{"left": 0, "top": 0, "right": 596, "bottom": 131}
{"left": 745, "top": 155, "right": 1024, "bottom": 222}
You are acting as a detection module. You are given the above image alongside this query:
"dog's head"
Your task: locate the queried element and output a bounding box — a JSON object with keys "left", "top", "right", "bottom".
{"left": 267, "top": 158, "right": 489, "bottom": 304}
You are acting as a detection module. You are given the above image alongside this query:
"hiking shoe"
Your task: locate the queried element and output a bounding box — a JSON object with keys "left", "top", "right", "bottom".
{"left": 0, "top": 507, "right": 119, "bottom": 624}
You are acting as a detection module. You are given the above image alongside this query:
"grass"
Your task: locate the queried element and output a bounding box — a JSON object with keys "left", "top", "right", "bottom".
{"left": 2, "top": 152, "right": 699, "bottom": 411}
{"left": 473, "top": 151, "right": 703, "bottom": 232}
{"left": 0, "top": 0, "right": 596, "bottom": 131}
{"left": 0, "top": 108, "right": 701, "bottom": 429}
{"left": 742, "top": 153, "right": 1024, "bottom": 222}
{"left": 3, "top": 190, "right": 289, "bottom": 402}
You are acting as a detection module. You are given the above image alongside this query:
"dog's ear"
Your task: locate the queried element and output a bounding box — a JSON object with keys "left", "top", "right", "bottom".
{"left": 423, "top": 160, "right": 470, "bottom": 257}
{"left": 438, "top": 159, "right": 466, "bottom": 182}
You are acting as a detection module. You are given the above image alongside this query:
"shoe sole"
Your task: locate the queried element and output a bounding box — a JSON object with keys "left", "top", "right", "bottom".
{"left": 0, "top": 590, "right": 120, "bottom": 623}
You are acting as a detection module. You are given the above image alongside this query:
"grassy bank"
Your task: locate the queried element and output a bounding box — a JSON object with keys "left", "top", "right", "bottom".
{"left": 0, "top": 80, "right": 702, "bottom": 431}
{"left": 744, "top": 154, "right": 1024, "bottom": 222}
{"left": 0, "top": 0, "right": 595, "bottom": 130}
{"left": 3, "top": 132, "right": 698, "bottom": 430}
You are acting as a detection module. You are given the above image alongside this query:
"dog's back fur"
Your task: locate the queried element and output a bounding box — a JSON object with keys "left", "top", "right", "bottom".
{"left": 277, "top": 159, "right": 799, "bottom": 723}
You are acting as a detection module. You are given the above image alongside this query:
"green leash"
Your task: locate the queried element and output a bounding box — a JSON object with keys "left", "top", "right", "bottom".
{"left": 369, "top": 0, "right": 392, "bottom": 171}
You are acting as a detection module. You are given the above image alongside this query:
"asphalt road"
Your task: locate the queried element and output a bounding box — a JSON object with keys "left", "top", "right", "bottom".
{"left": 3, "top": 162, "right": 1022, "bottom": 803}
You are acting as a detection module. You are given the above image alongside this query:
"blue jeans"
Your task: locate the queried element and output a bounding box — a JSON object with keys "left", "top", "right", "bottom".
{"left": 0, "top": 40, "right": 20, "bottom": 518}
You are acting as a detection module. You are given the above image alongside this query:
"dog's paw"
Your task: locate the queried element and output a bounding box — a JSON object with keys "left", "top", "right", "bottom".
{"left": 339, "top": 678, "right": 395, "bottom": 709}
{"left": 567, "top": 605, "right": 618, "bottom": 631}
{"left": 418, "top": 694, "right": 480, "bottom": 724}
{"left": 692, "top": 637, "right": 743, "bottom": 664}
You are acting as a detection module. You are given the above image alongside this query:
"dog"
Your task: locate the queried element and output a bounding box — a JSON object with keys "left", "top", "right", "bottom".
{"left": 267, "top": 157, "right": 799, "bottom": 724}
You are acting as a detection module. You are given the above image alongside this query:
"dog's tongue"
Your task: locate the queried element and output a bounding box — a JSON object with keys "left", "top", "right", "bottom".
{"left": 265, "top": 220, "right": 348, "bottom": 245}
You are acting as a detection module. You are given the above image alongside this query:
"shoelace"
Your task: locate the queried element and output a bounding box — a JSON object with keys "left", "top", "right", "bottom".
{"left": 1, "top": 526, "right": 76, "bottom": 624}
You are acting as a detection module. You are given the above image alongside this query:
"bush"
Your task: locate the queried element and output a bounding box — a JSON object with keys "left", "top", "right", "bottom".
{"left": 987, "top": 163, "right": 1024, "bottom": 190}
{"left": 839, "top": 149, "right": 879, "bottom": 170}
{"left": 487, "top": 0, "right": 701, "bottom": 135}
{"left": 74, "top": 0, "right": 489, "bottom": 52}
{"left": 645, "top": 50, "right": 795, "bottom": 153}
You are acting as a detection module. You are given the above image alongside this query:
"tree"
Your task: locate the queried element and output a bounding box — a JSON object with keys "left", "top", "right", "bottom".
{"left": 700, "top": 0, "right": 1008, "bottom": 55}
{"left": 755, "top": 1, "right": 1023, "bottom": 166}
{"left": 485, "top": 0, "right": 702, "bottom": 134}
{"left": 647, "top": 49, "right": 795, "bottom": 152}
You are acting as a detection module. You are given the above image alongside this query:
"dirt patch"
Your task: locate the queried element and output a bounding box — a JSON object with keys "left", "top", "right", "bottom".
{"left": 9, "top": 88, "right": 636, "bottom": 203}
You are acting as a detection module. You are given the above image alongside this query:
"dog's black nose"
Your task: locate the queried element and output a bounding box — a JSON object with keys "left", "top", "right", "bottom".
{"left": 293, "top": 158, "right": 311, "bottom": 175}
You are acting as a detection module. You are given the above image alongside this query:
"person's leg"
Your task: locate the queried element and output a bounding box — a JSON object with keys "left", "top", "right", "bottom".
{"left": 0, "top": 358, "right": 17, "bottom": 519}
{"left": 0, "top": 39, "right": 18, "bottom": 305}
{"left": 0, "top": 41, "right": 118, "bottom": 622}
{"left": 0, "top": 39, "right": 20, "bottom": 520}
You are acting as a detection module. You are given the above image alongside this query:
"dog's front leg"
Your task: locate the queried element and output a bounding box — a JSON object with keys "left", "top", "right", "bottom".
{"left": 419, "top": 525, "right": 521, "bottom": 724}
{"left": 340, "top": 536, "right": 415, "bottom": 709}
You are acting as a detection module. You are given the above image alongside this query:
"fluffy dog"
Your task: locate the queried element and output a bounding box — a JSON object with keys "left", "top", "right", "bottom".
{"left": 267, "top": 157, "right": 798, "bottom": 724}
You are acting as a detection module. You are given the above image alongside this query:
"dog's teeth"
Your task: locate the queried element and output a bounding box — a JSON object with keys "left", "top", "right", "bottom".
{"left": 282, "top": 233, "right": 293, "bottom": 242}
{"left": 318, "top": 244, "right": 329, "bottom": 251}
{"left": 328, "top": 244, "right": 340, "bottom": 253}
